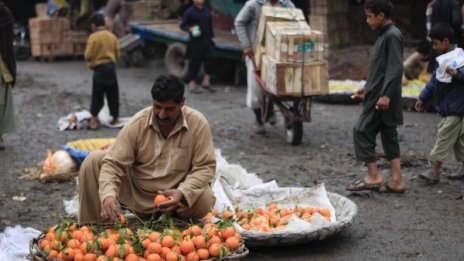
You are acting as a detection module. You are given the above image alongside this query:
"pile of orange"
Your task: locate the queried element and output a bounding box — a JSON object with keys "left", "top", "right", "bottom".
{"left": 203, "top": 204, "right": 332, "bottom": 232}
{"left": 37, "top": 215, "right": 243, "bottom": 261}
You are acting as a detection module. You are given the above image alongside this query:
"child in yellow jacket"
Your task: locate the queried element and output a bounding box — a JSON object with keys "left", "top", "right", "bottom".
{"left": 84, "top": 13, "right": 120, "bottom": 129}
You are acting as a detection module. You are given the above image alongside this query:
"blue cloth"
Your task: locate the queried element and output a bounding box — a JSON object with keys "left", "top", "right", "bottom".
{"left": 419, "top": 66, "right": 464, "bottom": 116}
{"left": 63, "top": 145, "right": 90, "bottom": 165}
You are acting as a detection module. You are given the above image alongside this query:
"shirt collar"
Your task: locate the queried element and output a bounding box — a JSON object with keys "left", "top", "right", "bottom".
{"left": 378, "top": 23, "right": 393, "bottom": 36}
{"left": 149, "top": 107, "right": 189, "bottom": 134}
{"left": 257, "top": 0, "right": 287, "bottom": 5}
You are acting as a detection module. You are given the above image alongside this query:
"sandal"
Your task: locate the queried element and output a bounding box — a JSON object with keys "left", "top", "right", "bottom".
{"left": 378, "top": 182, "right": 405, "bottom": 194}
{"left": 201, "top": 85, "right": 216, "bottom": 93}
{"left": 88, "top": 118, "right": 100, "bottom": 130}
{"left": 346, "top": 178, "right": 382, "bottom": 191}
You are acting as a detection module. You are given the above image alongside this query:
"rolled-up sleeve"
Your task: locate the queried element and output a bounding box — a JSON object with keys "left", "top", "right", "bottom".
{"left": 177, "top": 120, "right": 216, "bottom": 207}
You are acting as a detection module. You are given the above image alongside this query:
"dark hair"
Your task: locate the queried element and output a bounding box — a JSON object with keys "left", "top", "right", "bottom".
{"left": 364, "top": 0, "right": 393, "bottom": 19}
{"left": 151, "top": 75, "right": 185, "bottom": 103}
{"left": 416, "top": 40, "right": 432, "bottom": 55}
{"left": 430, "top": 23, "right": 455, "bottom": 43}
{"left": 89, "top": 13, "right": 105, "bottom": 27}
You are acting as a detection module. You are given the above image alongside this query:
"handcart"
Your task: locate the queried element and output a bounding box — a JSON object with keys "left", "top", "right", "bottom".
{"left": 253, "top": 69, "right": 312, "bottom": 146}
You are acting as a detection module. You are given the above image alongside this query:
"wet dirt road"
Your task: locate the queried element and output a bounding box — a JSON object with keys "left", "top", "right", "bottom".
{"left": 0, "top": 59, "right": 463, "bottom": 260}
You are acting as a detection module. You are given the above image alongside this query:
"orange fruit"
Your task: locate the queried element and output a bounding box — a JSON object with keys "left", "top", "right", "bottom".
{"left": 196, "top": 248, "right": 209, "bottom": 260}
{"left": 125, "top": 253, "right": 139, "bottom": 261}
{"left": 241, "top": 224, "right": 251, "bottom": 231}
{"left": 105, "top": 244, "right": 118, "bottom": 258}
{"left": 189, "top": 225, "right": 202, "bottom": 236}
{"left": 161, "top": 235, "right": 175, "bottom": 248}
{"left": 80, "top": 241, "right": 94, "bottom": 255}
{"left": 141, "top": 238, "right": 151, "bottom": 249}
{"left": 49, "top": 240, "right": 61, "bottom": 250}
{"left": 207, "top": 236, "right": 221, "bottom": 247}
{"left": 180, "top": 239, "right": 195, "bottom": 255}
{"left": 119, "top": 214, "right": 127, "bottom": 225}
{"left": 84, "top": 253, "right": 97, "bottom": 261}
{"left": 147, "top": 242, "right": 162, "bottom": 254}
{"left": 318, "top": 208, "right": 331, "bottom": 218}
{"left": 225, "top": 237, "right": 239, "bottom": 250}
{"left": 154, "top": 194, "right": 168, "bottom": 207}
{"left": 47, "top": 250, "right": 59, "bottom": 258}
{"left": 96, "top": 256, "right": 107, "bottom": 261}
{"left": 148, "top": 231, "right": 161, "bottom": 242}
{"left": 171, "top": 246, "right": 182, "bottom": 255}
{"left": 146, "top": 253, "right": 162, "bottom": 261}
{"left": 223, "top": 210, "right": 233, "bottom": 219}
{"left": 220, "top": 227, "right": 236, "bottom": 240}
{"left": 61, "top": 247, "right": 75, "bottom": 261}
{"left": 74, "top": 252, "right": 85, "bottom": 261}
{"left": 186, "top": 252, "right": 199, "bottom": 261}
{"left": 67, "top": 239, "right": 81, "bottom": 249}
{"left": 69, "top": 224, "right": 77, "bottom": 232}
{"left": 165, "top": 252, "right": 178, "bottom": 261}
{"left": 192, "top": 235, "right": 206, "bottom": 248}
{"left": 160, "top": 247, "right": 171, "bottom": 258}
{"left": 208, "top": 243, "right": 221, "bottom": 257}
{"left": 45, "top": 232, "right": 57, "bottom": 241}
{"left": 97, "top": 237, "right": 110, "bottom": 250}
{"left": 39, "top": 239, "right": 50, "bottom": 250}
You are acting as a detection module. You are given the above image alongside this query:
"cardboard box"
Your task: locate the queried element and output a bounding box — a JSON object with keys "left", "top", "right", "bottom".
{"left": 71, "top": 31, "right": 89, "bottom": 43}
{"left": 30, "top": 31, "right": 61, "bottom": 44}
{"left": 262, "top": 55, "right": 329, "bottom": 97}
{"left": 29, "top": 17, "right": 70, "bottom": 33}
{"left": 265, "top": 22, "right": 326, "bottom": 63}
{"left": 126, "top": 1, "right": 162, "bottom": 21}
{"left": 61, "top": 31, "right": 73, "bottom": 43}
{"left": 254, "top": 6, "right": 306, "bottom": 68}
{"left": 73, "top": 43, "right": 87, "bottom": 56}
{"left": 31, "top": 43, "right": 74, "bottom": 57}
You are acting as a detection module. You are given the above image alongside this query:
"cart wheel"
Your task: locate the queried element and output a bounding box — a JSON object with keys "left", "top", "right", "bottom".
{"left": 130, "top": 49, "right": 144, "bottom": 67}
{"left": 164, "top": 42, "right": 188, "bottom": 79}
{"left": 286, "top": 121, "right": 303, "bottom": 145}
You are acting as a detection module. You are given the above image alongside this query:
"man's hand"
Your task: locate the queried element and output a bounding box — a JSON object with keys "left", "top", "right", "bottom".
{"left": 351, "top": 88, "right": 365, "bottom": 100}
{"left": 101, "top": 196, "right": 121, "bottom": 222}
{"left": 415, "top": 100, "right": 424, "bottom": 112}
{"left": 156, "top": 189, "right": 184, "bottom": 214}
{"left": 446, "top": 67, "right": 458, "bottom": 77}
{"left": 243, "top": 47, "right": 253, "bottom": 56}
{"left": 376, "top": 96, "right": 390, "bottom": 110}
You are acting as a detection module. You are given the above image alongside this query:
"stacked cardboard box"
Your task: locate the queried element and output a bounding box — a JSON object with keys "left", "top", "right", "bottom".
{"left": 71, "top": 31, "right": 89, "bottom": 56}
{"left": 256, "top": 6, "right": 329, "bottom": 97}
{"left": 308, "top": 0, "right": 350, "bottom": 49}
{"left": 29, "top": 17, "right": 73, "bottom": 57}
{"left": 126, "top": 0, "right": 163, "bottom": 21}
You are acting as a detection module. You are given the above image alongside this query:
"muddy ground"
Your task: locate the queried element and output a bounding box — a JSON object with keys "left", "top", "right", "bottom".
{"left": 0, "top": 54, "right": 463, "bottom": 260}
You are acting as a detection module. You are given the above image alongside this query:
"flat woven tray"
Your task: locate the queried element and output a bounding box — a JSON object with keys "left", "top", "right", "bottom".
{"left": 241, "top": 192, "right": 358, "bottom": 247}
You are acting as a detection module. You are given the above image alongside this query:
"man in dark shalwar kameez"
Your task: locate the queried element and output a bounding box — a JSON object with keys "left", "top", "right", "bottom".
{"left": 347, "top": 0, "right": 407, "bottom": 193}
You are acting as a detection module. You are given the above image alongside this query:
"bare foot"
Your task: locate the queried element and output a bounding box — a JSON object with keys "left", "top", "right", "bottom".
{"left": 89, "top": 117, "right": 99, "bottom": 130}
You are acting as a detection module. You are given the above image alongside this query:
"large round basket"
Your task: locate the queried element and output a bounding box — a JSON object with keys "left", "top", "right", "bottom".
{"left": 242, "top": 192, "right": 358, "bottom": 247}
{"left": 29, "top": 216, "right": 249, "bottom": 261}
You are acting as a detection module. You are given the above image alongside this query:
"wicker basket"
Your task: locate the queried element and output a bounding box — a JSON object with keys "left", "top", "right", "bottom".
{"left": 35, "top": 4, "right": 48, "bottom": 17}
{"left": 241, "top": 192, "right": 358, "bottom": 247}
{"left": 29, "top": 215, "right": 249, "bottom": 261}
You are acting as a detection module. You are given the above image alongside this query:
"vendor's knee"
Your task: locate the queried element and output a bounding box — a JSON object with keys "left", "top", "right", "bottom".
{"left": 178, "top": 187, "right": 215, "bottom": 220}
{"left": 79, "top": 150, "right": 106, "bottom": 182}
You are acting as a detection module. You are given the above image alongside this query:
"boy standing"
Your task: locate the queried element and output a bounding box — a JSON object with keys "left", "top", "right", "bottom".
{"left": 180, "top": 0, "right": 215, "bottom": 94}
{"left": 85, "top": 13, "right": 120, "bottom": 129}
{"left": 347, "top": 0, "right": 406, "bottom": 193}
{"left": 416, "top": 23, "right": 464, "bottom": 183}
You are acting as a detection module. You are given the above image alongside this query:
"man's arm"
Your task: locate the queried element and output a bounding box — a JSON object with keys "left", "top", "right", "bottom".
{"left": 177, "top": 121, "right": 216, "bottom": 208}
{"left": 234, "top": 2, "right": 254, "bottom": 50}
{"left": 180, "top": 9, "right": 191, "bottom": 32}
{"left": 99, "top": 121, "right": 138, "bottom": 208}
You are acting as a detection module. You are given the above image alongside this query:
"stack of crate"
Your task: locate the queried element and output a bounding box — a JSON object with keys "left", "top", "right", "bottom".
{"left": 308, "top": 0, "right": 350, "bottom": 49}
{"left": 126, "top": 0, "right": 163, "bottom": 21}
{"left": 256, "top": 6, "right": 329, "bottom": 97}
{"left": 71, "top": 31, "right": 89, "bottom": 56}
{"left": 29, "top": 17, "right": 73, "bottom": 57}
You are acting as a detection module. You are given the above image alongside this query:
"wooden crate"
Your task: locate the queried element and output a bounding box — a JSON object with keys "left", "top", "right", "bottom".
{"left": 127, "top": 1, "right": 162, "bottom": 21}
{"left": 265, "top": 21, "right": 327, "bottom": 63}
{"left": 262, "top": 55, "right": 329, "bottom": 97}
{"left": 254, "top": 6, "right": 306, "bottom": 68}
{"left": 30, "top": 31, "right": 61, "bottom": 44}
{"left": 31, "top": 43, "right": 74, "bottom": 57}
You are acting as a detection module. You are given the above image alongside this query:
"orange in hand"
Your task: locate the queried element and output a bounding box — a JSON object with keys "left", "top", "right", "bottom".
{"left": 154, "top": 194, "right": 168, "bottom": 207}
